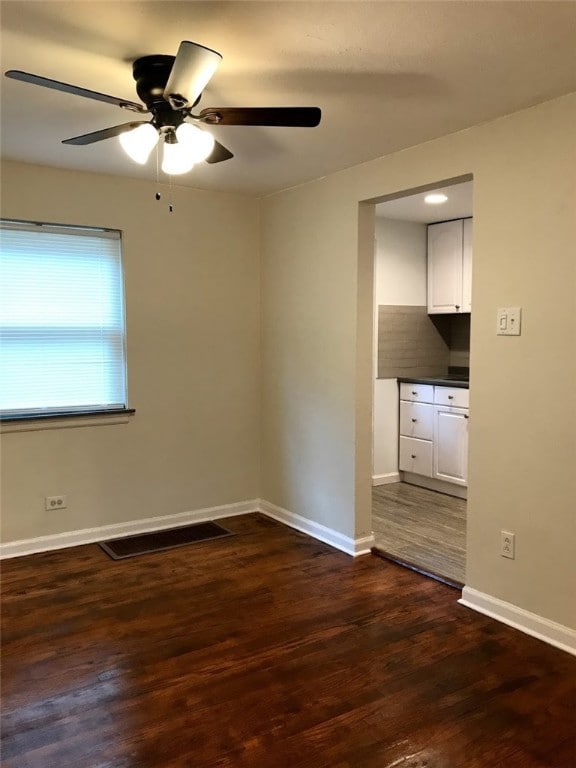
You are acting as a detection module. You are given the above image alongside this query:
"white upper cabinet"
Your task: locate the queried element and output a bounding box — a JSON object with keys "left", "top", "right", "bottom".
{"left": 427, "top": 218, "right": 472, "bottom": 314}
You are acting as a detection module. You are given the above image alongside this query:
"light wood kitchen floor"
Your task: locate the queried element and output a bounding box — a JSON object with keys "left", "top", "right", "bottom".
{"left": 372, "top": 482, "right": 466, "bottom": 585}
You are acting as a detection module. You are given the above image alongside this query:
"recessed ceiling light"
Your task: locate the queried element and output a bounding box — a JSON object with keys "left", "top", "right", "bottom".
{"left": 424, "top": 193, "right": 448, "bottom": 205}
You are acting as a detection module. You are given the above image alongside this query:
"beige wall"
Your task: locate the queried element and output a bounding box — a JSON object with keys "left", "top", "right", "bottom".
{"left": 260, "top": 181, "right": 360, "bottom": 536}
{"left": 261, "top": 94, "right": 576, "bottom": 628}
{"left": 0, "top": 161, "right": 261, "bottom": 542}
{"left": 374, "top": 217, "right": 427, "bottom": 307}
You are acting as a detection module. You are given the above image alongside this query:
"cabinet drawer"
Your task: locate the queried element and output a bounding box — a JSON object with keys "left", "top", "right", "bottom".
{"left": 434, "top": 386, "right": 469, "bottom": 408}
{"left": 399, "top": 436, "right": 433, "bottom": 477}
{"left": 400, "top": 383, "right": 434, "bottom": 404}
{"left": 400, "top": 401, "right": 434, "bottom": 440}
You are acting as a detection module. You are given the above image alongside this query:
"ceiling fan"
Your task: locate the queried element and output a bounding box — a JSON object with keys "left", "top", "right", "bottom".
{"left": 5, "top": 40, "right": 322, "bottom": 175}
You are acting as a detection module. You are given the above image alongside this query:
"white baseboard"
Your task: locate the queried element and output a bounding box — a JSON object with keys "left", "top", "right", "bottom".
{"left": 0, "top": 500, "right": 260, "bottom": 560}
{"left": 372, "top": 472, "right": 400, "bottom": 486}
{"left": 258, "top": 499, "right": 374, "bottom": 556}
{"left": 0, "top": 498, "right": 374, "bottom": 560}
{"left": 459, "top": 586, "right": 576, "bottom": 657}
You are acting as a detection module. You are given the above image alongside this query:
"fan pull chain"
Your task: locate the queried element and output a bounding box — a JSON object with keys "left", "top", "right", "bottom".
{"left": 153, "top": 143, "right": 173, "bottom": 213}
{"left": 154, "top": 143, "right": 162, "bottom": 204}
{"left": 156, "top": 142, "right": 159, "bottom": 185}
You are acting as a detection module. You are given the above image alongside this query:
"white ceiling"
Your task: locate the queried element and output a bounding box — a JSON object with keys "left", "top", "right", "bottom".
{"left": 376, "top": 181, "right": 473, "bottom": 224}
{"left": 1, "top": 2, "right": 575, "bottom": 196}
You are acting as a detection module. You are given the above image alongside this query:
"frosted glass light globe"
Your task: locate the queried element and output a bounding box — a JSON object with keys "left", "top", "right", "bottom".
{"left": 119, "top": 124, "right": 158, "bottom": 164}
{"left": 161, "top": 141, "right": 195, "bottom": 175}
{"left": 175, "top": 123, "right": 215, "bottom": 163}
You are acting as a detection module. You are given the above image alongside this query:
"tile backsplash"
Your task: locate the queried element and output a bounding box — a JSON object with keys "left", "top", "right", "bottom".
{"left": 446, "top": 313, "right": 471, "bottom": 368}
{"left": 377, "top": 306, "right": 470, "bottom": 378}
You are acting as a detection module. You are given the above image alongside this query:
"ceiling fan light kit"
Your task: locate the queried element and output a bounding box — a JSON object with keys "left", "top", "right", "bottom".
{"left": 119, "top": 122, "right": 215, "bottom": 174}
{"left": 5, "top": 40, "right": 322, "bottom": 177}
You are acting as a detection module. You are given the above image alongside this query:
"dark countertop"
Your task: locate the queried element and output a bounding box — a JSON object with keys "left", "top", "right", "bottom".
{"left": 397, "top": 375, "right": 469, "bottom": 389}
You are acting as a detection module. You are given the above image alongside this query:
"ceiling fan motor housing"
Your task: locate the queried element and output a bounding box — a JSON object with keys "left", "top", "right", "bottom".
{"left": 133, "top": 54, "right": 198, "bottom": 131}
{"left": 132, "top": 55, "right": 175, "bottom": 107}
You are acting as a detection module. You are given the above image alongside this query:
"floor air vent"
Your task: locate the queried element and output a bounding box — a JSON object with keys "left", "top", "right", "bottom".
{"left": 99, "top": 521, "right": 234, "bottom": 560}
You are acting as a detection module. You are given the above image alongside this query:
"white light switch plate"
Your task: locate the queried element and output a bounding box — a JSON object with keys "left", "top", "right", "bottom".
{"left": 497, "top": 307, "right": 522, "bottom": 336}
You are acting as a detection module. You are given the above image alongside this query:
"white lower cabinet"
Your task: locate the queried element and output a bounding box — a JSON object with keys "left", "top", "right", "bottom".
{"left": 399, "top": 384, "right": 469, "bottom": 492}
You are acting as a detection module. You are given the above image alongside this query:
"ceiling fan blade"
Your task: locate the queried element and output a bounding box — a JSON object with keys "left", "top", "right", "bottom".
{"left": 62, "top": 122, "right": 148, "bottom": 145}
{"left": 164, "top": 40, "right": 222, "bottom": 110}
{"left": 205, "top": 140, "right": 234, "bottom": 164}
{"left": 199, "top": 106, "right": 321, "bottom": 127}
{"left": 5, "top": 70, "right": 148, "bottom": 113}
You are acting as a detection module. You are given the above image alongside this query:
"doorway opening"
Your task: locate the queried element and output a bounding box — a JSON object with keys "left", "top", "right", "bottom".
{"left": 369, "top": 177, "right": 473, "bottom": 587}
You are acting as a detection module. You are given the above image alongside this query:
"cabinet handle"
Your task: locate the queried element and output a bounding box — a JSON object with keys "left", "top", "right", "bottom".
{"left": 411, "top": 391, "right": 418, "bottom": 396}
{"left": 464, "top": 414, "right": 469, "bottom": 419}
{"left": 411, "top": 454, "right": 416, "bottom": 459}
{"left": 411, "top": 418, "right": 417, "bottom": 423}
{"left": 455, "top": 305, "right": 460, "bottom": 310}
{"left": 448, "top": 395, "right": 454, "bottom": 400}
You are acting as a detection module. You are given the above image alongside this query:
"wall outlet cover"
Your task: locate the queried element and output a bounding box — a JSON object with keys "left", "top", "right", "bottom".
{"left": 501, "top": 530, "right": 515, "bottom": 559}
{"left": 45, "top": 495, "right": 67, "bottom": 511}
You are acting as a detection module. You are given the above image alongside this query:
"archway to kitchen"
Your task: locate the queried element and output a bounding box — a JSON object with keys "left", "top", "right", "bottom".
{"left": 364, "top": 175, "right": 473, "bottom": 588}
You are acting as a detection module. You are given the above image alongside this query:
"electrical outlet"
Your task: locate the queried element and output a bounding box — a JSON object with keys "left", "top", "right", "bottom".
{"left": 501, "top": 530, "right": 515, "bottom": 559}
{"left": 45, "top": 495, "right": 67, "bottom": 511}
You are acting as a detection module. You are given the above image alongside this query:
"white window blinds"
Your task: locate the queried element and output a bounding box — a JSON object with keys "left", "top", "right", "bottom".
{"left": 0, "top": 220, "right": 128, "bottom": 418}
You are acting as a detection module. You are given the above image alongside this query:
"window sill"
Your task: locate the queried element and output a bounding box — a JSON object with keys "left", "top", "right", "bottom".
{"left": 0, "top": 408, "right": 135, "bottom": 433}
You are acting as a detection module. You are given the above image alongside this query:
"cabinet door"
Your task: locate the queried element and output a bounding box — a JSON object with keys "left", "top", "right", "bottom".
{"left": 427, "top": 220, "right": 463, "bottom": 314}
{"left": 462, "top": 218, "right": 472, "bottom": 312}
{"left": 433, "top": 406, "right": 469, "bottom": 485}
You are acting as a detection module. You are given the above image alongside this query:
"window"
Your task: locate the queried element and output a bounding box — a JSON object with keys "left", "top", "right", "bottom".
{"left": 0, "top": 220, "right": 128, "bottom": 420}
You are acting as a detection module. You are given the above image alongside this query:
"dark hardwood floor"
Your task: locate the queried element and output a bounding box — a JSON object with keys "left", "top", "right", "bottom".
{"left": 1, "top": 513, "right": 574, "bottom": 768}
